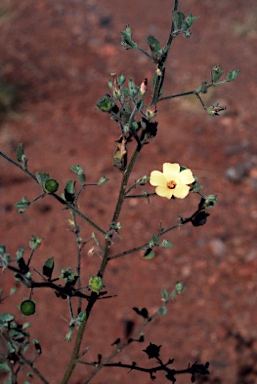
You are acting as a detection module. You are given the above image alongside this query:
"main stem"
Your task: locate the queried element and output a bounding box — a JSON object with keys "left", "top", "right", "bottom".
{"left": 61, "top": 145, "right": 141, "bottom": 383}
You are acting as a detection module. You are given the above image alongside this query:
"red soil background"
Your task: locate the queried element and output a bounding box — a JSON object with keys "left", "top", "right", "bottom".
{"left": 1, "top": 0, "right": 257, "bottom": 383}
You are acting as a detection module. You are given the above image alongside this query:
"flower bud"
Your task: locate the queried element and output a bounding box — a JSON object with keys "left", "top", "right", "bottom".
{"left": 89, "top": 276, "right": 104, "bottom": 293}
{"left": 19, "top": 299, "right": 36, "bottom": 316}
{"left": 44, "top": 179, "right": 59, "bottom": 193}
{"left": 140, "top": 78, "right": 148, "bottom": 95}
{"left": 146, "top": 104, "right": 157, "bottom": 118}
{"left": 111, "top": 73, "right": 121, "bottom": 98}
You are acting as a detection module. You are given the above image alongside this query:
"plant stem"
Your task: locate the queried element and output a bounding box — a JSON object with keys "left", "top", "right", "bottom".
{"left": 61, "top": 145, "right": 141, "bottom": 383}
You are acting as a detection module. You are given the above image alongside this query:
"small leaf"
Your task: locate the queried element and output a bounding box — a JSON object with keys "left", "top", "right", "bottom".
{"left": 35, "top": 172, "right": 50, "bottom": 186}
{"left": 133, "top": 307, "right": 149, "bottom": 319}
{"left": 144, "top": 248, "right": 155, "bottom": 260}
{"left": 16, "top": 143, "right": 24, "bottom": 162}
{"left": 159, "top": 306, "right": 168, "bottom": 317}
{"left": 70, "top": 166, "right": 86, "bottom": 185}
{"left": 160, "top": 239, "right": 173, "bottom": 248}
{"left": 98, "top": 176, "right": 108, "bottom": 186}
{"left": 0, "top": 313, "right": 15, "bottom": 324}
{"left": 96, "top": 94, "right": 116, "bottom": 112}
{"left": 136, "top": 99, "right": 144, "bottom": 112}
{"left": 29, "top": 235, "right": 43, "bottom": 250}
{"left": 173, "top": 11, "right": 185, "bottom": 30}
{"left": 161, "top": 289, "right": 168, "bottom": 300}
{"left": 225, "top": 69, "right": 240, "bottom": 82}
{"left": 42, "top": 257, "right": 54, "bottom": 279}
{"left": 146, "top": 35, "right": 161, "bottom": 60}
{"left": 64, "top": 180, "right": 75, "bottom": 202}
{"left": 33, "top": 339, "right": 42, "bottom": 355}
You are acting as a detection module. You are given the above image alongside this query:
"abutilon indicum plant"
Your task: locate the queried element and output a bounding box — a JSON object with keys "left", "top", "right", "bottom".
{"left": 0, "top": 1, "right": 238, "bottom": 383}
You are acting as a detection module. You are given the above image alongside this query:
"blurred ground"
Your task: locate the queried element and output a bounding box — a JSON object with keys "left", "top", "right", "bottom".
{"left": 1, "top": 0, "right": 257, "bottom": 383}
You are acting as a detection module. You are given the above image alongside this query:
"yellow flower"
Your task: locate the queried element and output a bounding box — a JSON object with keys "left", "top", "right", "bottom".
{"left": 150, "top": 163, "right": 194, "bottom": 199}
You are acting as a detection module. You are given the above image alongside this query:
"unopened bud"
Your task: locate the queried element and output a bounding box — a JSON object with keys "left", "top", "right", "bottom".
{"left": 147, "top": 105, "right": 158, "bottom": 118}
{"left": 89, "top": 276, "right": 104, "bottom": 293}
{"left": 207, "top": 104, "right": 226, "bottom": 116}
{"left": 140, "top": 78, "right": 148, "bottom": 95}
{"left": 44, "top": 179, "right": 59, "bottom": 193}
{"left": 111, "top": 73, "right": 121, "bottom": 97}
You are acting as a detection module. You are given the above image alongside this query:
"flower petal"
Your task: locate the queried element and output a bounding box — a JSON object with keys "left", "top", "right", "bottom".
{"left": 173, "top": 184, "right": 190, "bottom": 199}
{"left": 150, "top": 171, "right": 167, "bottom": 187}
{"left": 163, "top": 163, "right": 180, "bottom": 177}
{"left": 155, "top": 186, "right": 173, "bottom": 199}
{"left": 178, "top": 169, "right": 194, "bottom": 185}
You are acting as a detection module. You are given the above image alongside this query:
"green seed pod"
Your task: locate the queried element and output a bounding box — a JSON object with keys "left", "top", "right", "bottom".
{"left": 89, "top": 276, "right": 104, "bottom": 293}
{"left": 44, "top": 179, "right": 59, "bottom": 193}
{"left": 20, "top": 299, "right": 36, "bottom": 316}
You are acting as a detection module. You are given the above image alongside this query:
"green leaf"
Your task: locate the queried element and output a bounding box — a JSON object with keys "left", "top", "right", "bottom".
{"left": 15, "top": 196, "right": 30, "bottom": 208}
{"left": 65, "top": 180, "right": 75, "bottom": 195}
{"left": 98, "top": 176, "right": 108, "bottom": 186}
{"left": 225, "top": 69, "right": 240, "bottom": 82}
{"left": 136, "top": 99, "right": 144, "bottom": 111}
{"left": 175, "top": 281, "right": 185, "bottom": 294}
{"left": 143, "top": 248, "right": 155, "bottom": 260}
{"left": 128, "top": 78, "right": 139, "bottom": 98}
{"left": 158, "top": 306, "right": 168, "bottom": 317}
{"left": 211, "top": 65, "right": 223, "bottom": 83}
{"left": 96, "top": 94, "right": 116, "bottom": 112}
{"left": 173, "top": 11, "right": 185, "bottom": 30}
{"left": 29, "top": 235, "right": 43, "bottom": 250}
{"left": 0, "top": 361, "right": 10, "bottom": 373}
{"left": 133, "top": 307, "right": 149, "bottom": 319}
{"left": 33, "top": 339, "right": 42, "bottom": 355}
{"left": 9, "top": 287, "right": 16, "bottom": 296}
{"left": 64, "top": 180, "right": 75, "bottom": 202}
{"left": 149, "top": 234, "right": 159, "bottom": 248}
{"left": 160, "top": 239, "right": 173, "bottom": 248}
{"left": 35, "top": 172, "right": 50, "bottom": 186}
{"left": 161, "top": 289, "right": 168, "bottom": 300}
{"left": 117, "top": 73, "right": 126, "bottom": 87}
{"left": 16, "top": 143, "right": 24, "bottom": 162}
{"left": 146, "top": 35, "right": 161, "bottom": 60}
{"left": 184, "top": 13, "right": 198, "bottom": 29}
{"left": 0, "top": 313, "right": 15, "bottom": 324}
{"left": 42, "top": 257, "right": 54, "bottom": 279}
{"left": 121, "top": 26, "right": 137, "bottom": 50}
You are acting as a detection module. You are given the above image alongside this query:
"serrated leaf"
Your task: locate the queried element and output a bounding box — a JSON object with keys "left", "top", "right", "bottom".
{"left": 42, "top": 257, "right": 54, "bottom": 279}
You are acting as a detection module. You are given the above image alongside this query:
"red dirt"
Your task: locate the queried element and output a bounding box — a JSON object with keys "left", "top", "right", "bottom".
{"left": 1, "top": 1, "right": 257, "bottom": 383}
